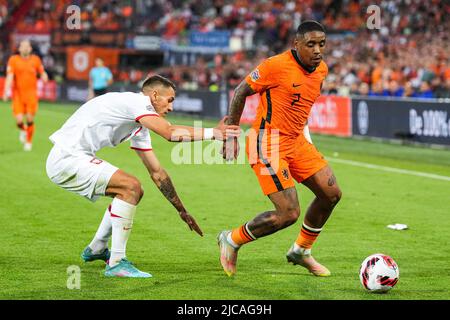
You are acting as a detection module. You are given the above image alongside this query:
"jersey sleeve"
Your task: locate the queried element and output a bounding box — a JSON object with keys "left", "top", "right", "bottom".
{"left": 127, "top": 93, "right": 160, "bottom": 122}
{"left": 245, "top": 57, "right": 279, "bottom": 93}
{"left": 6, "top": 56, "right": 15, "bottom": 75}
{"left": 130, "top": 127, "right": 152, "bottom": 151}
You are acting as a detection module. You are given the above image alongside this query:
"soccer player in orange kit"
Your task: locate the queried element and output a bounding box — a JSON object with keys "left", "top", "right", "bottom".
{"left": 3, "top": 39, "right": 48, "bottom": 151}
{"left": 218, "top": 21, "right": 342, "bottom": 277}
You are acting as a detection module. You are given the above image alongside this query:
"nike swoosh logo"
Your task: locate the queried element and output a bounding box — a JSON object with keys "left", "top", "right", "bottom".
{"left": 292, "top": 83, "right": 302, "bottom": 87}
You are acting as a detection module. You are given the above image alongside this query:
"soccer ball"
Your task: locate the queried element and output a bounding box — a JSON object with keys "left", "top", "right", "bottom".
{"left": 359, "top": 253, "right": 399, "bottom": 293}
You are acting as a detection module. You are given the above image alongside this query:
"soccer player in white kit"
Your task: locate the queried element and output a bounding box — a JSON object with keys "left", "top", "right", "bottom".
{"left": 46, "top": 75, "right": 240, "bottom": 278}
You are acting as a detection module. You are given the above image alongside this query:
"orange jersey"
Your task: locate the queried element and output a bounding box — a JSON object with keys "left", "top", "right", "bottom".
{"left": 7, "top": 54, "right": 44, "bottom": 97}
{"left": 245, "top": 50, "right": 328, "bottom": 137}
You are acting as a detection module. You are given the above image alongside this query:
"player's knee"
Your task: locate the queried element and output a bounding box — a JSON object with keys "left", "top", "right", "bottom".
{"left": 124, "top": 178, "right": 144, "bottom": 203}
{"left": 328, "top": 188, "right": 342, "bottom": 208}
{"left": 284, "top": 206, "right": 300, "bottom": 226}
{"left": 275, "top": 206, "right": 300, "bottom": 228}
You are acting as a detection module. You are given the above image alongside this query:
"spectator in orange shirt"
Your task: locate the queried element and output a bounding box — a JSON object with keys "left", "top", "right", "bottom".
{"left": 3, "top": 40, "right": 48, "bottom": 151}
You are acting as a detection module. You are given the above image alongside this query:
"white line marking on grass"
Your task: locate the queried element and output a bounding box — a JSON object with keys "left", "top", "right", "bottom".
{"left": 327, "top": 158, "right": 450, "bottom": 182}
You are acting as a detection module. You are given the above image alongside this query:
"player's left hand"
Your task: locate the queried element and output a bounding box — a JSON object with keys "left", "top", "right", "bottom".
{"left": 213, "top": 116, "right": 241, "bottom": 141}
{"left": 179, "top": 210, "right": 203, "bottom": 236}
{"left": 220, "top": 136, "right": 240, "bottom": 161}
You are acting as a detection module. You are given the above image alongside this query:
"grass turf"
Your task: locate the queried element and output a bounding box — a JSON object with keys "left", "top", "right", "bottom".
{"left": 0, "top": 101, "right": 449, "bottom": 300}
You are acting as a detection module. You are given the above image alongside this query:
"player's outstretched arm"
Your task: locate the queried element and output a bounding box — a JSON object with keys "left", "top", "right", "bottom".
{"left": 138, "top": 115, "right": 240, "bottom": 142}
{"left": 222, "top": 80, "right": 256, "bottom": 161}
{"left": 134, "top": 149, "right": 203, "bottom": 236}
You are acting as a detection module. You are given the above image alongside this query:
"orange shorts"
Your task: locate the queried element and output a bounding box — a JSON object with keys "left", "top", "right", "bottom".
{"left": 12, "top": 94, "right": 38, "bottom": 116}
{"left": 246, "top": 131, "right": 328, "bottom": 195}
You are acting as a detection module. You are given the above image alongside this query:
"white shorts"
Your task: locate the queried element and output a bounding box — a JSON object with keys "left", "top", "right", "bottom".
{"left": 46, "top": 145, "right": 118, "bottom": 202}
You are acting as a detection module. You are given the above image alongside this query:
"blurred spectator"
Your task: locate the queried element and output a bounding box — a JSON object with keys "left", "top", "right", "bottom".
{"left": 414, "top": 81, "right": 434, "bottom": 99}
{"left": 403, "top": 81, "right": 416, "bottom": 98}
{"left": 358, "top": 82, "right": 370, "bottom": 96}
{"left": 384, "top": 80, "right": 404, "bottom": 97}
{"left": 368, "top": 81, "right": 384, "bottom": 97}
{"left": 434, "top": 78, "right": 450, "bottom": 99}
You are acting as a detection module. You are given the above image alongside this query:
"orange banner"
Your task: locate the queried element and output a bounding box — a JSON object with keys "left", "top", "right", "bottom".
{"left": 66, "top": 46, "right": 119, "bottom": 81}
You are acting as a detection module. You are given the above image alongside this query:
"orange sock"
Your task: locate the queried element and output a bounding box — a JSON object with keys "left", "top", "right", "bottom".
{"left": 26, "top": 122, "right": 34, "bottom": 143}
{"left": 230, "top": 223, "right": 256, "bottom": 246}
{"left": 295, "top": 223, "right": 322, "bottom": 249}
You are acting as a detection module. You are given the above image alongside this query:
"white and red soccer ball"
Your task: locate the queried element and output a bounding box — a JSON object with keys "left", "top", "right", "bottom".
{"left": 359, "top": 253, "right": 399, "bottom": 293}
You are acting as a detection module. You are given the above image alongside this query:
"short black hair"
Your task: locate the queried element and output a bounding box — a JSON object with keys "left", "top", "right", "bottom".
{"left": 141, "top": 74, "right": 176, "bottom": 92}
{"left": 296, "top": 20, "right": 326, "bottom": 37}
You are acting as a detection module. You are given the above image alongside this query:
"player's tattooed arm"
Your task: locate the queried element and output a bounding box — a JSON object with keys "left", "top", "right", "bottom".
{"left": 227, "top": 80, "right": 255, "bottom": 125}
{"left": 222, "top": 81, "right": 255, "bottom": 160}
{"left": 153, "top": 169, "right": 203, "bottom": 236}
{"left": 154, "top": 170, "right": 185, "bottom": 212}
{"left": 136, "top": 149, "right": 203, "bottom": 235}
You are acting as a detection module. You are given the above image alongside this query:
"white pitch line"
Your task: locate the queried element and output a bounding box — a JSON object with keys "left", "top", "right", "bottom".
{"left": 327, "top": 157, "right": 450, "bottom": 182}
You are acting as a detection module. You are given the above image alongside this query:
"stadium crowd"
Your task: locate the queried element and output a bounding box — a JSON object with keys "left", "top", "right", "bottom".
{"left": 1, "top": 0, "right": 450, "bottom": 98}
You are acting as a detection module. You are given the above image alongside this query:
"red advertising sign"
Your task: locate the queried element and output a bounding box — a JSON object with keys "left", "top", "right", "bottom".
{"left": 234, "top": 92, "right": 352, "bottom": 138}
{"left": 240, "top": 94, "right": 260, "bottom": 124}
{"left": 308, "top": 95, "right": 352, "bottom": 137}
{"left": 0, "top": 78, "right": 57, "bottom": 101}
{"left": 37, "top": 79, "right": 57, "bottom": 101}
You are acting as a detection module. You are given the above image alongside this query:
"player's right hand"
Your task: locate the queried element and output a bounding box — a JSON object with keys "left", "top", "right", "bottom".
{"left": 179, "top": 210, "right": 203, "bottom": 236}
{"left": 221, "top": 136, "right": 240, "bottom": 161}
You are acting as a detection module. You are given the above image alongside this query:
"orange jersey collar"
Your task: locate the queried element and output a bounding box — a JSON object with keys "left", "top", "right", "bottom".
{"left": 290, "top": 49, "right": 317, "bottom": 74}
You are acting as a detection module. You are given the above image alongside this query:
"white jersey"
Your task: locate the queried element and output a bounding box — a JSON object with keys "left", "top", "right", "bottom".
{"left": 49, "top": 92, "right": 158, "bottom": 155}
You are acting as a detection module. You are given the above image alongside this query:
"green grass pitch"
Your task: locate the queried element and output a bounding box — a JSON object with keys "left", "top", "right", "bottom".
{"left": 0, "top": 101, "right": 449, "bottom": 300}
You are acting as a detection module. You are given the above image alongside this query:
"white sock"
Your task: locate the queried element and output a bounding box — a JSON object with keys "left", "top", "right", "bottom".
{"left": 109, "top": 198, "right": 136, "bottom": 267}
{"left": 89, "top": 207, "right": 112, "bottom": 254}
{"left": 227, "top": 233, "right": 240, "bottom": 249}
{"left": 293, "top": 243, "right": 311, "bottom": 256}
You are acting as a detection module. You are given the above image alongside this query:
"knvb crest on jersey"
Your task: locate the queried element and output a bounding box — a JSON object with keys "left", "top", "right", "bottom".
{"left": 146, "top": 105, "right": 154, "bottom": 112}
{"left": 250, "top": 69, "right": 260, "bottom": 82}
{"left": 282, "top": 168, "right": 290, "bottom": 180}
